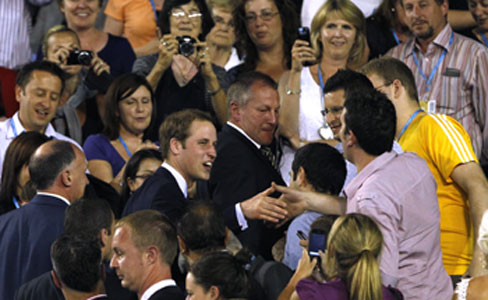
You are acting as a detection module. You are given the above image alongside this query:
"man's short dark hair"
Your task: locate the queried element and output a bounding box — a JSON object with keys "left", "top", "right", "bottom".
{"left": 16, "top": 60, "right": 66, "bottom": 94}
{"left": 159, "top": 109, "right": 213, "bottom": 159}
{"left": 177, "top": 201, "right": 227, "bottom": 253}
{"left": 291, "top": 143, "right": 346, "bottom": 194}
{"left": 227, "top": 71, "right": 278, "bottom": 113}
{"left": 323, "top": 69, "right": 374, "bottom": 99}
{"left": 51, "top": 232, "right": 102, "bottom": 293}
{"left": 116, "top": 210, "right": 178, "bottom": 266}
{"left": 344, "top": 90, "right": 397, "bottom": 155}
{"left": 28, "top": 141, "right": 76, "bottom": 190}
{"left": 64, "top": 197, "right": 113, "bottom": 237}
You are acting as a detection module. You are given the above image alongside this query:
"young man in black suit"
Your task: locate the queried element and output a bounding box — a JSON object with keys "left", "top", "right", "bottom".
{"left": 122, "top": 109, "right": 217, "bottom": 224}
{"left": 110, "top": 210, "right": 184, "bottom": 300}
{"left": 209, "top": 71, "right": 289, "bottom": 260}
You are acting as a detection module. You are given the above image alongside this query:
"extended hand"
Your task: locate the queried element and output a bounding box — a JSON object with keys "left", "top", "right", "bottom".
{"left": 240, "top": 185, "right": 288, "bottom": 223}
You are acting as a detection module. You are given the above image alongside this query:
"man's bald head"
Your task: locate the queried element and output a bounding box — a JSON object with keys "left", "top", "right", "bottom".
{"left": 29, "top": 140, "right": 76, "bottom": 190}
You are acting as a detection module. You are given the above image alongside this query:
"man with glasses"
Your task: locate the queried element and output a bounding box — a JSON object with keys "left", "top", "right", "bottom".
{"left": 361, "top": 56, "right": 488, "bottom": 284}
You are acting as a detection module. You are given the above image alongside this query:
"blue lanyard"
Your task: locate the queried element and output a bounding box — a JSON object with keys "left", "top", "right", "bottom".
{"left": 149, "top": 0, "right": 158, "bottom": 23}
{"left": 10, "top": 119, "right": 18, "bottom": 137}
{"left": 412, "top": 32, "right": 453, "bottom": 93}
{"left": 13, "top": 197, "right": 20, "bottom": 209}
{"left": 118, "top": 136, "right": 132, "bottom": 157}
{"left": 480, "top": 30, "right": 488, "bottom": 47}
{"left": 392, "top": 29, "right": 400, "bottom": 45}
{"left": 318, "top": 64, "right": 325, "bottom": 91}
{"left": 398, "top": 109, "right": 423, "bottom": 141}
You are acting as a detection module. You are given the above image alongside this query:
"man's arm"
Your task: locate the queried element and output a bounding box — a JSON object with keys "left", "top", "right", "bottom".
{"left": 272, "top": 183, "right": 346, "bottom": 216}
{"left": 451, "top": 162, "right": 488, "bottom": 277}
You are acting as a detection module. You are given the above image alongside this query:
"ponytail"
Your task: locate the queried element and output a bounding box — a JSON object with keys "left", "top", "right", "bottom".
{"left": 348, "top": 249, "right": 382, "bottom": 300}
{"left": 325, "top": 214, "right": 384, "bottom": 300}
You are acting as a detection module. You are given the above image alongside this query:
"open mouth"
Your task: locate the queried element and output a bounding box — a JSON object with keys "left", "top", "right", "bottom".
{"left": 203, "top": 161, "right": 213, "bottom": 168}
{"left": 35, "top": 109, "right": 49, "bottom": 118}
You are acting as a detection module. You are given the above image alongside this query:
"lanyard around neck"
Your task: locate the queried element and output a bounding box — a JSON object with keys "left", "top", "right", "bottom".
{"left": 10, "top": 119, "right": 18, "bottom": 137}
{"left": 118, "top": 136, "right": 132, "bottom": 157}
{"left": 318, "top": 64, "right": 325, "bottom": 91}
{"left": 398, "top": 109, "right": 423, "bottom": 141}
{"left": 480, "top": 29, "right": 488, "bottom": 47}
{"left": 412, "top": 32, "right": 453, "bottom": 93}
{"left": 392, "top": 29, "right": 400, "bottom": 45}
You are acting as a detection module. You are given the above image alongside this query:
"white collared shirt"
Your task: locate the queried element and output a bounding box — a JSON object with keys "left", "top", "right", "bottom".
{"left": 140, "top": 279, "right": 177, "bottom": 300}
{"left": 161, "top": 162, "right": 188, "bottom": 198}
{"left": 227, "top": 121, "right": 261, "bottom": 149}
{"left": 36, "top": 192, "right": 71, "bottom": 206}
{"left": 0, "top": 112, "right": 82, "bottom": 182}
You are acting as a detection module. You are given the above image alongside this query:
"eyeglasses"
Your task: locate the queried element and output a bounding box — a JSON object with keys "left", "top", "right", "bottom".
{"left": 321, "top": 106, "right": 344, "bottom": 117}
{"left": 244, "top": 10, "right": 279, "bottom": 24}
{"left": 171, "top": 10, "right": 202, "bottom": 19}
{"left": 374, "top": 81, "right": 393, "bottom": 91}
{"left": 214, "top": 16, "right": 234, "bottom": 28}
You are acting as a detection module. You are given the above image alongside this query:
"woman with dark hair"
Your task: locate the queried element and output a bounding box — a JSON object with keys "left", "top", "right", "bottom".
{"left": 366, "top": 0, "right": 411, "bottom": 59}
{"left": 120, "top": 149, "right": 162, "bottom": 209}
{"left": 186, "top": 251, "right": 250, "bottom": 300}
{"left": 0, "top": 132, "right": 50, "bottom": 215}
{"left": 278, "top": 0, "right": 367, "bottom": 184}
{"left": 229, "top": 0, "right": 299, "bottom": 82}
{"left": 133, "top": 0, "right": 230, "bottom": 131}
{"left": 83, "top": 73, "right": 158, "bottom": 192}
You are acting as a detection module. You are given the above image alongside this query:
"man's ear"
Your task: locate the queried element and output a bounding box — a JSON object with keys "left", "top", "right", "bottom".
{"left": 296, "top": 166, "right": 308, "bottom": 188}
{"left": 177, "top": 235, "right": 188, "bottom": 254}
{"left": 61, "top": 169, "right": 72, "bottom": 187}
{"left": 229, "top": 101, "right": 241, "bottom": 122}
{"left": 209, "top": 285, "right": 220, "bottom": 300}
{"left": 52, "top": 270, "right": 63, "bottom": 289}
{"left": 169, "top": 137, "right": 183, "bottom": 156}
{"left": 345, "top": 129, "right": 357, "bottom": 148}
{"left": 100, "top": 228, "right": 109, "bottom": 248}
{"left": 15, "top": 85, "right": 23, "bottom": 103}
{"left": 392, "top": 79, "right": 403, "bottom": 100}
{"left": 145, "top": 246, "right": 158, "bottom": 265}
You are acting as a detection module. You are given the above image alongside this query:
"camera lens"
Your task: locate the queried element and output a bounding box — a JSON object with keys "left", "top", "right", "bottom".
{"left": 78, "top": 51, "right": 93, "bottom": 66}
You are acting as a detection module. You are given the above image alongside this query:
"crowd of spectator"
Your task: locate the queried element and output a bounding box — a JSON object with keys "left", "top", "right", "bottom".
{"left": 1, "top": 0, "right": 488, "bottom": 299}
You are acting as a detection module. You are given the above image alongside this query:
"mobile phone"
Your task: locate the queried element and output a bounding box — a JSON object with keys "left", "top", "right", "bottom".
{"left": 297, "top": 27, "right": 311, "bottom": 44}
{"left": 297, "top": 27, "right": 315, "bottom": 66}
{"left": 308, "top": 228, "right": 326, "bottom": 262}
{"left": 296, "top": 230, "right": 307, "bottom": 240}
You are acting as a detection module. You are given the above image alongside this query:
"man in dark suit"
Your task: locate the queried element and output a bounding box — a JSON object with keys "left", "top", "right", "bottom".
{"left": 122, "top": 109, "right": 217, "bottom": 224}
{"left": 110, "top": 210, "right": 184, "bottom": 300}
{"left": 15, "top": 197, "right": 137, "bottom": 300}
{"left": 209, "top": 72, "right": 289, "bottom": 260}
{"left": 0, "top": 140, "right": 88, "bottom": 300}
{"left": 51, "top": 233, "right": 109, "bottom": 300}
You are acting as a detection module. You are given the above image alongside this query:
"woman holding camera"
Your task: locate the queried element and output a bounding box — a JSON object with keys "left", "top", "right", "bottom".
{"left": 83, "top": 73, "right": 158, "bottom": 193}
{"left": 133, "top": 0, "right": 229, "bottom": 136}
{"left": 57, "top": 0, "right": 135, "bottom": 77}
{"left": 278, "top": 0, "right": 367, "bottom": 184}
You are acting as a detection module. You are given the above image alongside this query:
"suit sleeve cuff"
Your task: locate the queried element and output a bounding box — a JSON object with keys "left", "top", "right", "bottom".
{"left": 235, "top": 203, "right": 248, "bottom": 231}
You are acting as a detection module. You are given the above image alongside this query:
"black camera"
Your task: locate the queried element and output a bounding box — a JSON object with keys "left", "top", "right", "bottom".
{"left": 297, "top": 26, "right": 311, "bottom": 44}
{"left": 176, "top": 36, "right": 197, "bottom": 57}
{"left": 66, "top": 50, "right": 93, "bottom": 66}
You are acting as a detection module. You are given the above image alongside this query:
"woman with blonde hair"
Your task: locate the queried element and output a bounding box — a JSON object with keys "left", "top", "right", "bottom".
{"left": 279, "top": 213, "right": 403, "bottom": 300}
{"left": 278, "top": 0, "right": 368, "bottom": 184}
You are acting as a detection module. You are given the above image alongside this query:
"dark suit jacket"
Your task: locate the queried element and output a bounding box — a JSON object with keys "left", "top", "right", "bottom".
{"left": 148, "top": 286, "right": 185, "bottom": 300}
{"left": 15, "top": 267, "right": 138, "bottom": 300}
{"left": 122, "top": 167, "right": 187, "bottom": 224}
{"left": 209, "top": 124, "right": 286, "bottom": 260}
{"left": 0, "top": 194, "right": 68, "bottom": 300}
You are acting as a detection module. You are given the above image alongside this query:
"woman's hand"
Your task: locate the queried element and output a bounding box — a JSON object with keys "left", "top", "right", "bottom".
{"left": 90, "top": 52, "right": 110, "bottom": 76}
{"left": 294, "top": 248, "right": 318, "bottom": 280}
{"left": 195, "top": 41, "right": 214, "bottom": 79}
{"left": 291, "top": 40, "right": 316, "bottom": 73}
{"left": 156, "top": 34, "right": 178, "bottom": 71}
